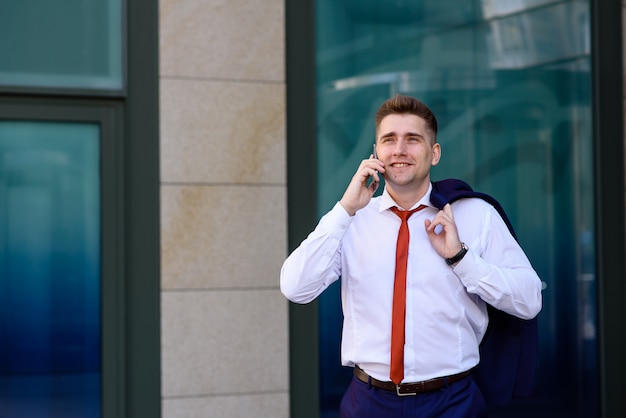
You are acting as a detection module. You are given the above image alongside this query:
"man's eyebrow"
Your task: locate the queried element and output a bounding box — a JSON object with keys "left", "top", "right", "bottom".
{"left": 380, "top": 131, "right": 424, "bottom": 138}
{"left": 406, "top": 131, "right": 425, "bottom": 138}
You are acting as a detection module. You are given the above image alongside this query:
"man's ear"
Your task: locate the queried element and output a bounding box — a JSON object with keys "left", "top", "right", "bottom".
{"left": 431, "top": 143, "right": 441, "bottom": 166}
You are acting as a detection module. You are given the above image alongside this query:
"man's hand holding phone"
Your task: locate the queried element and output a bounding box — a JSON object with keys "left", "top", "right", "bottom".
{"left": 339, "top": 144, "right": 385, "bottom": 216}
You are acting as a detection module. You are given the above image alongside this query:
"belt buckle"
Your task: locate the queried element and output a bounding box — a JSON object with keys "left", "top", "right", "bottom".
{"left": 395, "top": 384, "right": 417, "bottom": 397}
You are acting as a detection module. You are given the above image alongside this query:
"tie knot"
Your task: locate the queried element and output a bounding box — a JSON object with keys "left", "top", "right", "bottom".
{"left": 390, "top": 205, "right": 426, "bottom": 221}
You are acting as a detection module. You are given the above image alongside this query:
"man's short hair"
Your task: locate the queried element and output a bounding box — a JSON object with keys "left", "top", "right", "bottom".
{"left": 375, "top": 94, "right": 438, "bottom": 141}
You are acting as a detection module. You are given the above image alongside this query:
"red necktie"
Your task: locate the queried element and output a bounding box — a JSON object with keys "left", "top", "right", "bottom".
{"left": 389, "top": 205, "right": 427, "bottom": 385}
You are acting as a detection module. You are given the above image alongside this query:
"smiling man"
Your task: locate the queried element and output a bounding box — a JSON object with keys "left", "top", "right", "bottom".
{"left": 280, "top": 94, "right": 542, "bottom": 417}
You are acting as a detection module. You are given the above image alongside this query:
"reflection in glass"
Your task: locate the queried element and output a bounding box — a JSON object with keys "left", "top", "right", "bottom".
{"left": 0, "top": 122, "right": 101, "bottom": 417}
{"left": 316, "top": 0, "right": 595, "bottom": 416}
{"left": 0, "top": 0, "right": 123, "bottom": 90}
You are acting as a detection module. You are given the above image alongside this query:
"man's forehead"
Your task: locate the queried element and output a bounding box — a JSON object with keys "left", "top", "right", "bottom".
{"left": 377, "top": 114, "right": 428, "bottom": 136}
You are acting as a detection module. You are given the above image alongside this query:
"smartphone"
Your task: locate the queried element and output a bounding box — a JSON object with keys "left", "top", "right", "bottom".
{"left": 370, "top": 143, "right": 379, "bottom": 191}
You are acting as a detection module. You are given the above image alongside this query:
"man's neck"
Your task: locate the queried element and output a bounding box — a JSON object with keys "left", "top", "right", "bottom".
{"left": 387, "top": 181, "right": 431, "bottom": 210}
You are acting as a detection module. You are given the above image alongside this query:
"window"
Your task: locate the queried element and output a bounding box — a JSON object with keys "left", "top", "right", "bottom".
{"left": 315, "top": 0, "right": 596, "bottom": 416}
{"left": 288, "top": 0, "right": 625, "bottom": 416}
{"left": 0, "top": 0, "right": 160, "bottom": 415}
{"left": 0, "top": 0, "right": 123, "bottom": 91}
{"left": 0, "top": 121, "right": 102, "bottom": 417}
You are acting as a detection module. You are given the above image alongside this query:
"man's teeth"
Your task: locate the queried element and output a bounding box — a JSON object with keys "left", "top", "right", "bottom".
{"left": 392, "top": 163, "right": 409, "bottom": 167}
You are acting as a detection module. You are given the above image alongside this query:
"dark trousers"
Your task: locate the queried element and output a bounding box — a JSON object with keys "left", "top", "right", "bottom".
{"left": 339, "top": 375, "right": 487, "bottom": 418}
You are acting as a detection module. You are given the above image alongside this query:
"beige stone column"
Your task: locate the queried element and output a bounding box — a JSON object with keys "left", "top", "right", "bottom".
{"left": 159, "top": 0, "right": 289, "bottom": 416}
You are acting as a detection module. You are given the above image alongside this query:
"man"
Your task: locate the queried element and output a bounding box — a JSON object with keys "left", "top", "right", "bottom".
{"left": 280, "top": 94, "right": 542, "bottom": 417}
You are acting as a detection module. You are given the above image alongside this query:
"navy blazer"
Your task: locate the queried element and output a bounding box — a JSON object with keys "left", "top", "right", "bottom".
{"left": 430, "top": 179, "right": 539, "bottom": 405}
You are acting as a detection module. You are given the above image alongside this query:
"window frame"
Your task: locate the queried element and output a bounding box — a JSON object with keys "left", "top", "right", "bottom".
{"left": 591, "top": 1, "right": 626, "bottom": 417}
{"left": 286, "top": 0, "right": 318, "bottom": 417}
{"left": 285, "top": 0, "right": 626, "bottom": 417}
{"left": 0, "top": 96, "right": 127, "bottom": 417}
{"left": 0, "top": 0, "right": 160, "bottom": 415}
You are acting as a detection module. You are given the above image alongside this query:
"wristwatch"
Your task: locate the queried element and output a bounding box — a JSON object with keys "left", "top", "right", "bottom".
{"left": 445, "top": 242, "right": 468, "bottom": 265}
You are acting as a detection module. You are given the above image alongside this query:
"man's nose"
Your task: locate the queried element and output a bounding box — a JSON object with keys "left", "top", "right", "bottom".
{"left": 393, "top": 139, "right": 407, "bottom": 154}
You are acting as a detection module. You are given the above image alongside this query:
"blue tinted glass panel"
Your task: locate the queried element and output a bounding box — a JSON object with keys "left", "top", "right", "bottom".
{"left": 316, "top": 0, "right": 595, "bottom": 416}
{"left": 0, "top": 0, "right": 123, "bottom": 90}
{"left": 0, "top": 122, "right": 101, "bottom": 417}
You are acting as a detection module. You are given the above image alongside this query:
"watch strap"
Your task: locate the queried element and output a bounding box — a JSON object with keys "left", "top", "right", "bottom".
{"left": 445, "top": 242, "right": 468, "bottom": 265}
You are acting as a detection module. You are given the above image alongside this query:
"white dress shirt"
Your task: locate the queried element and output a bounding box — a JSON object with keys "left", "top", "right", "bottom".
{"left": 280, "top": 183, "right": 543, "bottom": 383}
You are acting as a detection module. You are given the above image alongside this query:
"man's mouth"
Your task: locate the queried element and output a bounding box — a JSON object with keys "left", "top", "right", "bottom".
{"left": 390, "top": 163, "right": 411, "bottom": 167}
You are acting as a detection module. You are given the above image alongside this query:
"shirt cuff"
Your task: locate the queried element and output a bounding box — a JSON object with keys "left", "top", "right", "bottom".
{"left": 451, "top": 248, "right": 491, "bottom": 291}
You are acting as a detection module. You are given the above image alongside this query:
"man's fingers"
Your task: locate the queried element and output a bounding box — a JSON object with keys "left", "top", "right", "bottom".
{"left": 424, "top": 217, "right": 442, "bottom": 235}
{"left": 425, "top": 208, "right": 453, "bottom": 235}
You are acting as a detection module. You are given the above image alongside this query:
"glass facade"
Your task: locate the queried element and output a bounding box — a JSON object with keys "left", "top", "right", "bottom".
{"left": 315, "top": 0, "right": 595, "bottom": 416}
{"left": 0, "top": 0, "right": 161, "bottom": 415}
{"left": 0, "top": 0, "right": 123, "bottom": 90}
{"left": 0, "top": 122, "right": 101, "bottom": 417}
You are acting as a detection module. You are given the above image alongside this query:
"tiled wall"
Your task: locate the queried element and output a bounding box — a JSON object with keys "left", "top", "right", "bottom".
{"left": 159, "top": 0, "right": 289, "bottom": 416}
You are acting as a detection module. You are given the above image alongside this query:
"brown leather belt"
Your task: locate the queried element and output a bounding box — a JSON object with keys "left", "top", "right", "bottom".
{"left": 354, "top": 365, "right": 472, "bottom": 396}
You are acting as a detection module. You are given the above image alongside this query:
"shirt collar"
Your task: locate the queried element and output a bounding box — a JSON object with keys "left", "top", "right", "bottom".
{"left": 379, "top": 183, "right": 435, "bottom": 213}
